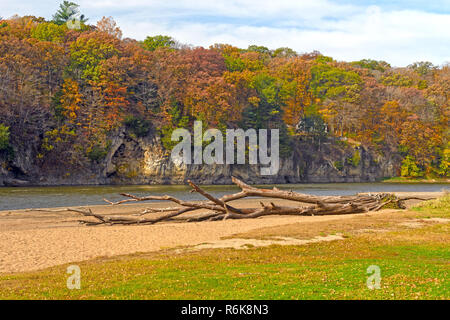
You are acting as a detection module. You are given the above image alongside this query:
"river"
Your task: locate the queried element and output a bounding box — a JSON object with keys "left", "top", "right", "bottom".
{"left": 0, "top": 182, "right": 448, "bottom": 211}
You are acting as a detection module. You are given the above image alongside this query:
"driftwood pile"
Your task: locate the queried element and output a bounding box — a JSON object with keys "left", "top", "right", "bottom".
{"left": 61, "top": 177, "right": 424, "bottom": 226}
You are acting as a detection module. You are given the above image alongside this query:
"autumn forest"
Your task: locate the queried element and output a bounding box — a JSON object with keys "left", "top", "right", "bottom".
{"left": 0, "top": 2, "right": 449, "bottom": 182}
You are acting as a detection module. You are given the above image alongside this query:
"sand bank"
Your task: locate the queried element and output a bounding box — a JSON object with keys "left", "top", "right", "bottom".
{"left": 0, "top": 192, "right": 442, "bottom": 273}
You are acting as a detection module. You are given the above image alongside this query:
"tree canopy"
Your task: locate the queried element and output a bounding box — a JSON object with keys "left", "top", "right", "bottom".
{"left": 0, "top": 3, "right": 448, "bottom": 179}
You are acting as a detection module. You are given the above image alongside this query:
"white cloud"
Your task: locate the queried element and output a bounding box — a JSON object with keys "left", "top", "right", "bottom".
{"left": 117, "top": 5, "right": 450, "bottom": 66}
{"left": 80, "top": 0, "right": 358, "bottom": 19}
{"left": 1, "top": 0, "right": 449, "bottom": 66}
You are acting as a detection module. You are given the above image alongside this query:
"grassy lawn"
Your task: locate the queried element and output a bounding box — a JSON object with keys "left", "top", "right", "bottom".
{"left": 381, "top": 176, "right": 450, "bottom": 183}
{"left": 0, "top": 196, "right": 449, "bottom": 300}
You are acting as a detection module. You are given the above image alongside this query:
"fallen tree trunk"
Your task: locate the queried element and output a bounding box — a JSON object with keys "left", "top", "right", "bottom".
{"left": 58, "top": 177, "right": 430, "bottom": 226}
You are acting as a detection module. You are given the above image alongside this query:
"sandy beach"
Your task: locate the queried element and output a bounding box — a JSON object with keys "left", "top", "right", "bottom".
{"left": 0, "top": 192, "right": 443, "bottom": 273}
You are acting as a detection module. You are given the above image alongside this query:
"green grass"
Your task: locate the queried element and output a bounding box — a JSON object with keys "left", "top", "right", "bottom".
{"left": 1, "top": 196, "right": 449, "bottom": 300}
{"left": 382, "top": 177, "right": 449, "bottom": 183}
{"left": 412, "top": 193, "right": 450, "bottom": 217}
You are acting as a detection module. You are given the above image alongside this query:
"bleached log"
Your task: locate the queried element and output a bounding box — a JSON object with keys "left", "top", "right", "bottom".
{"left": 45, "top": 177, "right": 431, "bottom": 226}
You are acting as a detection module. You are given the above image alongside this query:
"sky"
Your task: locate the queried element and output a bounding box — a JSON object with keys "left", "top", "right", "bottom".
{"left": 1, "top": 0, "right": 449, "bottom": 66}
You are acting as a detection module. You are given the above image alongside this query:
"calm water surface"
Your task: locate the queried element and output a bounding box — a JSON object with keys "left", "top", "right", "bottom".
{"left": 0, "top": 183, "right": 448, "bottom": 211}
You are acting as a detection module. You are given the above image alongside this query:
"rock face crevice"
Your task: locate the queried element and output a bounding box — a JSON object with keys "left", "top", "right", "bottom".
{"left": 0, "top": 129, "right": 400, "bottom": 186}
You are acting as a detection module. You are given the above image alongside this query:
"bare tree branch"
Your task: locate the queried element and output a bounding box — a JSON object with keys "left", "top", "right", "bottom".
{"left": 47, "top": 177, "right": 434, "bottom": 226}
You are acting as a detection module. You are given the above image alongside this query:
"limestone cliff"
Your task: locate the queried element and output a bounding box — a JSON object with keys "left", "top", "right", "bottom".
{"left": 0, "top": 128, "right": 400, "bottom": 186}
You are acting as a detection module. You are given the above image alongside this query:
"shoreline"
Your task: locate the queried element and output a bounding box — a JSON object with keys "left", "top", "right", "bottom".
{"left": 0, "top": 191, "right": 444, "bottom": 274}
{"left": 2, "top": 178, "right": 449, "bottom": 188}
{"left": 382, "top": 177, "right": 450, "bottom": 183}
